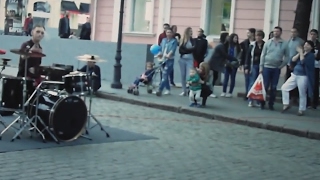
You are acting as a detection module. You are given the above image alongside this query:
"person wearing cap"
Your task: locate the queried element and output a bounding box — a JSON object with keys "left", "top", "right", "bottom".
{"left": 307, "top": 29, "right": 320, "bottom": 109}
{"left": 281, "top": 40, "right": 315, "bottom": 116}
{"left": 77, "top": 59, "right": 101, "bottom": 93}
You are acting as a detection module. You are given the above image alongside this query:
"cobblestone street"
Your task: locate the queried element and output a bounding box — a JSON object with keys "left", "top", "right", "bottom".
{"left": 0, "top": 98, "right": 320, "bottom": 180}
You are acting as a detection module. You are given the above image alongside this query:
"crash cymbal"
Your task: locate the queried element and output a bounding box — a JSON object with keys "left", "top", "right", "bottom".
{"left": 76, "top": 54, "right": 107, "bottom": 62}
{"left": 0, "top": 49, "right": 6, "bottom": 55}
{"left": 10, "top": 49, "right": 46, "bottom": 58}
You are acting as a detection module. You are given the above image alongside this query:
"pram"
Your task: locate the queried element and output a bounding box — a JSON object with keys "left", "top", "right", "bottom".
{"left": 127, "top": 60, "right": 165, "bottom": 95}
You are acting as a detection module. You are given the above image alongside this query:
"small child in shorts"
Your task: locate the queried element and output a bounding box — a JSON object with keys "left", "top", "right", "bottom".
{"left": 128, "top": 62, "right": 155, "bottom": 89}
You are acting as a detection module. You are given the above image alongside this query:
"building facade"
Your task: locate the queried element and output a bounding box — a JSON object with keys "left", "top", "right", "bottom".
{"left": 0, "top": 0, "right": 90, "bottom": 35}
{"left": 90, "top": 0, "right": 320, "bottom": 44}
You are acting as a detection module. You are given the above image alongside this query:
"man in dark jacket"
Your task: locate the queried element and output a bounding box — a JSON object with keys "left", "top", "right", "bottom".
{"left": 58, "top": 12, "right": 70, "bottom": 39}
{"left": 193, "top": 28, "right": 208, "bottom": 68}
{"left": 240, "top": 28, "right": 256, "bottom": 100}
{"left": 307, "top": 29, "right": 320, "bottom": 109}
{"left": 80, "top": 17, "right": 91, "bottom": 40}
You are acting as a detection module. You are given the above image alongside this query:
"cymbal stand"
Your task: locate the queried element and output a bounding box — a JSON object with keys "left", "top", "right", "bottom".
{"left": 0, "top": 64, "right": 7, "bottom": 128}
{"left": 84, "top": 66, "right": 109, "bottom": 138}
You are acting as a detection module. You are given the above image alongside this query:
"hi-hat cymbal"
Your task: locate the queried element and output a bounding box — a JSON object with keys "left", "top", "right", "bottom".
{"left": 0, "top": 49, "right": 6, "bottom": 55}
{"left": 1, "top": 58, "right": 11, "bottom": 61}
{"left": 10, "top": 49, "right": 46, "bottom": 58}
{"left": 76, "top": 54, "right": 107, "bottom": 62}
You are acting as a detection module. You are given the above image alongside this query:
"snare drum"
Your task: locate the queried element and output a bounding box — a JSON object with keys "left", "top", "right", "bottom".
{"left": 63, "top": 74, "right": 89, "bottom": 94}
{"left": 0, "top": 77, "right": 35, "bottom": 110}
{"left": 27, "top": 91, "right": 88, "bottom": 141}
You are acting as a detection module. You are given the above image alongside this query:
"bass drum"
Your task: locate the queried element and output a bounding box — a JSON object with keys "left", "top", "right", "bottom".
{"left": 28, "top": 91, "right": 88, "bottom": 141}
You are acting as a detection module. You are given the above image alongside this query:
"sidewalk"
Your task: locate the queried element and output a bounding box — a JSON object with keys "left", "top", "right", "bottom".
{"left": 97, "top": 80, "right": 320, "bottom": 140}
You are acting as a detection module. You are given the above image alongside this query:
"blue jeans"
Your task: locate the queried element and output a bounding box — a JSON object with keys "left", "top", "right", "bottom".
{"left": 159, "top": 59, "right": 174, "bottom": 92}
{"left": 223, "top": 67, "right": 237, "bottom": 94}
{"left": 261, "top": 67, "right": 281, "bottom": 106}
{"left": 248, "top": 65, "right": 260, "bottom": 101}
{"left": 244, "top": 71, "right": 250, "bottom": 96}
{"left": 179, "top": 57, "right": 194, "bottom": 93}
{"left": 169, "top": 61, "right": 174, "bottom": 84}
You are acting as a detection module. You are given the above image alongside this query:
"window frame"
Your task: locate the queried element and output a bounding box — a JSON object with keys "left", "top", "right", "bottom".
{"left": 124, "top": 0, "right": 155, "bottom": 36}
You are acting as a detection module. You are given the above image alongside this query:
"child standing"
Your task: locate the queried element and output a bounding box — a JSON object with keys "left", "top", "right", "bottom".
{"left": 187, "top": 68, "right": 202, "bottom": 107}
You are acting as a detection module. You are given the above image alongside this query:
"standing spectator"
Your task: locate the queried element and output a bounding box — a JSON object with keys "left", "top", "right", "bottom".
{"left": 245, "top": 30, "right": 265, "bottom": 107}
{"left": 259, "top": 26, "right": 289, "bottom": 110}
{"left": 158, "top": 23, "right": 170, "bottom": 84}
{"left": 281, "top": 41, "right": 315, "bottom": 116}
{"left": 23, "top": 13, "right": 33, "bottom": 36}
{"left": 208, "top": 32, "right": 232, "bottom": 98}
{"left": 240, "top": 28, "right": 256, "bottom": 100}
{"left": 169, "top": 25, "right": 180, "bottom": 87}
{"left": 58, "top": 12, "right": 71, "bottom": 39}
{"left": 307, "top": 29, "right": 320, "bottom": 109}
{"left": 158, "top": 23, "right": 170, "bottom": 45}
{"left": 178, "top": 27, "right": 195, "bottom": 96}
{"left": 155, "top": 28, "right": 178, "bottom": 96}
{"left": 286, "top": 28, "right": 304, "bottom": 103}
{"left": 221, "top": 33, "right": 242, "bottom": 98}
{"left": 193, "top": 28, "right": 208, "bottom": 68}
{"left": 80, "top": 17, "right": 91, "bottom": 40}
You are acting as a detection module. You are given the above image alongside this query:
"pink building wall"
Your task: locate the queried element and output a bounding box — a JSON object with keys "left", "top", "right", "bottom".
{"left": 169, "top": 0, "right": 201, "bottom": 36}
{"left": 233, "top": 0, "right": 265, "bottom": 40}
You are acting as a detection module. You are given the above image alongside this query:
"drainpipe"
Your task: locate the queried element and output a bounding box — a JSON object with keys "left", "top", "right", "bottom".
{"left": 92, "top": 0, "right": 97, "bottom": 40}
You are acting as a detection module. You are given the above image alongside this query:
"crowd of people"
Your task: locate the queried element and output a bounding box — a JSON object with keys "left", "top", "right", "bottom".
{"left": 147, "top": 23, "right": 319, "bottom": 116}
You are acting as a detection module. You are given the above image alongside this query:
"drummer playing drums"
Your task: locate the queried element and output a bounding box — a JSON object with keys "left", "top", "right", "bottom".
{"left": 71, "top": 59, "right": 101, "bottom": 92}
{"left": 17, "top": 25, "right": 45, "bottom": 86}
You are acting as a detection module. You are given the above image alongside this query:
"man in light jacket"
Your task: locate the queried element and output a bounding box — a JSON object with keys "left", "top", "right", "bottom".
{"left": 259, "top": 26, "right": 289, "bottom": 110}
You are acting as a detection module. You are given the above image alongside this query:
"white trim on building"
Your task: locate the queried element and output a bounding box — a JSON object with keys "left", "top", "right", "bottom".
{"left": 310, "top": 0, "right": 319, "bottom": 30}
{"left": 111, "top": 0, "right": 121, "bottom": 42}
{"left": 263, "top": 0, "right": 280, "bottom": 41}
{"left": 229, "top": 0, "right": 236, "bottom": 33}
{"left": 156, "top": 0, "right": 172, "bottom": 38}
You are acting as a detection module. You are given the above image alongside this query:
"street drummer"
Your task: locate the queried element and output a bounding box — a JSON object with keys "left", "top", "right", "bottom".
{"left": 17, "top": 25, "right": 45, "bottom": 86}
{"left": 77, "top": 60, "right": 101, "bottom": 92}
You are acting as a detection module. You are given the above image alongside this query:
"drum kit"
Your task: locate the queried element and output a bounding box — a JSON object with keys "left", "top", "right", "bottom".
{"left": 0, "top": 48, "right": 109, "bottom": 143}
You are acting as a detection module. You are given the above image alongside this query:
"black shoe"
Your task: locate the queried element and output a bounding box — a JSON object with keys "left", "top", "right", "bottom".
{"left": 268, "top": 105, "right": 274, "bottom": 111}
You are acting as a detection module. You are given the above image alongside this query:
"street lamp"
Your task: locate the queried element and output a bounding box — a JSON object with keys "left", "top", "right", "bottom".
{"left": 111, "top": 0, "right": 125, "bottom": 89}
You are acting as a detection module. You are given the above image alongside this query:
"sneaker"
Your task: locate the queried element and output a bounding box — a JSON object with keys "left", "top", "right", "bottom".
{"left": 163, "top": 90, "right": 170, "bottom": 95}
{"left": 210, "top": 94, "right": 217, "bottom": 98}
{"left": 225, "top": 93, "right": 232, "bottom": 98}
{"left": 248, "top": 101, "right": 253, "bottom": 107}
{"left": 220, "top": 93, "right": 226, "bottom": 97}
{"left": 189, "top": 103, "right": 195, "bottom": 107}
{"left": 179, "top": 92, "right": 186, "bottom": 96}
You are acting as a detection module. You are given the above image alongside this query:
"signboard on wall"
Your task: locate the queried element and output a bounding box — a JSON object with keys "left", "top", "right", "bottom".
{"left": 4, "top": 0, "right": 27, "bottom": 35}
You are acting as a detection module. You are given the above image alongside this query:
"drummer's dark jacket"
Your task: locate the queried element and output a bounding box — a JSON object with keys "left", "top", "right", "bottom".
{"left": 17, "top": 40, "right": 42, "bottom": 79}
{"left": 78, "top": 65, "right": 101, "bottom": 92}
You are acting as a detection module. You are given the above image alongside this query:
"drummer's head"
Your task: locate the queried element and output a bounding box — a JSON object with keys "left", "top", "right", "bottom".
{"left": 87, "top": 61, "right": 96, "bottom": 67}
{"left": 32, "top": 25, "right": 45, "bottom": 42}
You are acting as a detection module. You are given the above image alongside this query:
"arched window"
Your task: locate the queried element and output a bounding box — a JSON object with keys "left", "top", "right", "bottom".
{"left": 33, "top": 1, "right": 51, "bottom": 13}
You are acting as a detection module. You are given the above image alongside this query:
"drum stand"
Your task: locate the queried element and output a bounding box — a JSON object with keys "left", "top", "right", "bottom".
{"left": 0, "top": 65, "right": 7, "bottom": 129}
{"left": 83, "top": 68, "right": 109, "bottom": 138}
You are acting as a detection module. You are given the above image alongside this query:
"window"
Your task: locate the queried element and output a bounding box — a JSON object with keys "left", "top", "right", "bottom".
{"left": 33, "top": 2, "right": 51, "bottom": 13}
{"left": 206, "top": 0, "right": 231, "bottom": 35}
{"left": 129, "top": 0, "right": 153, "bottom": 33}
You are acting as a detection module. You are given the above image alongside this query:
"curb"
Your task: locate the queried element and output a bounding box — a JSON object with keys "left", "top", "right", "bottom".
{"left": 96, "top": 92, "right": 320, "bottom": 141}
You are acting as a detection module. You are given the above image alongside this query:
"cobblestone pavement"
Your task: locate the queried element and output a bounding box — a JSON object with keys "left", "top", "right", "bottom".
{"left": 0, "top": 98, "right": 320, "bottom": 180}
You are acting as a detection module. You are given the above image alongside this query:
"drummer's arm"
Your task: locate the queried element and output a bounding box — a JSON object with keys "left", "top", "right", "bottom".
{"left": 78, "top": 65, "right": 87, "bottom": 72}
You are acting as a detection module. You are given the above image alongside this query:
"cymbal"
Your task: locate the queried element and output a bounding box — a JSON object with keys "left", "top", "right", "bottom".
{"left": 0, "top": 49, "right": 6, "bottom": 55}
{"left": 76, "top": 54, "right": 107, "bottom": 62}
{"left": 10, "top": 49, "right": 46, "bottom": 58}
{"left": 1, "top": 58, "right": 11, "bottom": 61}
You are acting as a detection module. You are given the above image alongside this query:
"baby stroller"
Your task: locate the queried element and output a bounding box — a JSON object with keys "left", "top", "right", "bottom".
{"left": 127, "top": 61, "right": 165, "bottom": 95}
